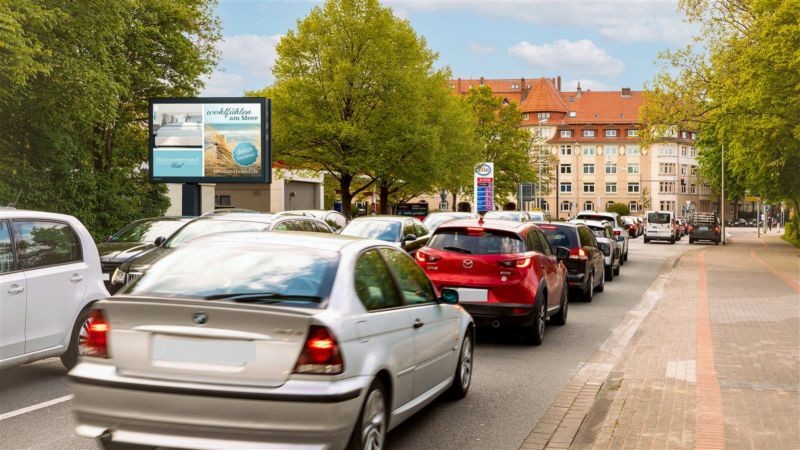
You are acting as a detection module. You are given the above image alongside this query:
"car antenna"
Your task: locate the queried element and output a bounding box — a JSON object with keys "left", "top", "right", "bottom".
{"left": 7, "top": 188, "right": 22, "bottom": 208}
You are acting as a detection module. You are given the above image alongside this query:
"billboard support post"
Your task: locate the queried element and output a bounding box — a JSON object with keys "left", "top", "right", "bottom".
{"left": 182, "top": 183, "right": 201, "bottom": 216}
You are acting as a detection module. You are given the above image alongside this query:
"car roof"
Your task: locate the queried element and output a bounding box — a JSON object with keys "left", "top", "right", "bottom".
{"left": 571, "top": 219, "right": 611, "bottom": 228}
{"left": 535, "top": 222, "right": 581, "bottom": 231}
{"left": 437, "top": 218, "right": 531, "bottom": 233}
{"left": 192, "top": 230, "right": 380, "bottom": 253}
{"left": 0, "top": 208, "right": 82, "bottom": 222}
{"left": 189, "top": 213, "right": 278, "bottom": 223}
{"left": 349, "top": 215, "right": 415, "bottom": 223}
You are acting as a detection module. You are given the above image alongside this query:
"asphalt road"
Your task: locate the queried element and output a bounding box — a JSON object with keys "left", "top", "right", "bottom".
{"left": 0, "top": 234, "right": 700, "bottom": 449}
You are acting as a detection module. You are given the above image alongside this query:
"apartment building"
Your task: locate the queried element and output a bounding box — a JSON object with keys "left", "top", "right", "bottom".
{"left": 449, "top": 76, "right": 712, "bottom": 218}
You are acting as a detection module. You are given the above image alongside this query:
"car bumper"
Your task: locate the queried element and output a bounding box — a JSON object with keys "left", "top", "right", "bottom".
{"left": 459, "top": 302, "right": 536, "bottom": 328}
{"left": 690, "top": 232, "right": 720, "bottom": 241}
{"left": 69, "top": 362, "right": 368, "bottom": 450}
{"left": 566, "top": 272, "right": 586, "bottom": 289}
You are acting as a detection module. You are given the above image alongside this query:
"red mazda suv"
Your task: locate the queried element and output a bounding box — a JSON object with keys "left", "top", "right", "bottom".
{"left": 415, "top": 218, "right": 570, "bottom": 345}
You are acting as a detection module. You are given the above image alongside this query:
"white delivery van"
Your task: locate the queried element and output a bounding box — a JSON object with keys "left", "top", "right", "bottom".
{"left": 644, "top": 210, "right": 676, "bottom": 244}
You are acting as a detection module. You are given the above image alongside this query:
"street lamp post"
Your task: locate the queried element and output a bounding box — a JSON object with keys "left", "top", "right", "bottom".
{"left": 721, "top": 144, "right": 726, "bottom": 244}
{"left": 535, "top": 118, "right": 548, "bottom": 211}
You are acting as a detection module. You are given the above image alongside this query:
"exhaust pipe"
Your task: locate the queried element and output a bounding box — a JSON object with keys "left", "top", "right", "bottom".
{"left": 492, "top": 320, "right": 500, "bottom": 328}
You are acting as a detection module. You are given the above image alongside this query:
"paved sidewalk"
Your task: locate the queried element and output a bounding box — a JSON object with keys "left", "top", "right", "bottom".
{"left": 521, "top": 231, "right": 800, "bottom": 449}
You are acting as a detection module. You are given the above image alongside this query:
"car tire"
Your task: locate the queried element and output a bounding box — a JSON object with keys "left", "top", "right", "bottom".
{"left": 623, "top": 250, "right": 628, "bottom": 262}
{"left": 670, "top": 237, "right": 675, "bottom": 245}
{"left": 689, "top": 238, "right": 694, "bottom": 244}
{"left": 346, "top": 378, "right": 388, "bottom": 450}
{"left": 99, "top": 439, "right": 151, "bottom": 450}
{"left": 613, "top": 262, "right": 620, "bottom": 276}
{"left": 604, "top": 265, "right": 613, "bottom": 281}
{"left": 550, "top": 282, "right": 568, "bottom": 326}
{"left": 644, "top": 237, "right": 650, "bottom": 244}
{"left": 447, "top": 331, "right": 473, "bottom": 399}
{"left": 61, "top": 307, "right": 92, "bottom": 371}
{"left": 595, "top": 268, "right": 605, "bottom": 293}
{"left": 524, "top": 297, "right": 546, "bottom": 345}
{"left": 582, "top": 272, "right": 594, "bottom": 302}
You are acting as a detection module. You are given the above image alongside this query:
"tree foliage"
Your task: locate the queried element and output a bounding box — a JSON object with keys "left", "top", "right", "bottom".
{"left": 0, "top": 0, "right": 220, "bottom": 239}
{"left": 607, "top": 202, "right": 630, "bottom": 217}
{"left": 640, "top": 0, "right": 800, "bottom": 237}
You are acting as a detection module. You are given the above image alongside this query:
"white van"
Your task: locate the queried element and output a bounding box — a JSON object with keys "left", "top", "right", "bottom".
{"left": 644, "top": 210, "right": 676, "bottom": 244}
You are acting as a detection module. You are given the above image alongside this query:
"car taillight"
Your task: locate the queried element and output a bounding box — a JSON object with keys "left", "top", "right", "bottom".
{"left": 499, "top": 257, "right": 531, "bottom": 268}
{"left": 715, "top": 226, "right": 720, "bottom": 233}
{"left": 466, "top": 227, "right": 484, "bottom": 236}
{"left": 416, "top": 250, "right": 440, "bottom": 263}
{"left": 614, "top": 229, "right": 621, "bottom": 236}
{"left": 294, "top": 325, "right": 343, "bottom": 375}
{"left": 688, "top": 225, "right": 693, "bottom": 232}
{"left": 569, "top": 248, "right": 588, "bottom": 260}
{"left": 81, "top": 309, "right": 109, "bottom": 358}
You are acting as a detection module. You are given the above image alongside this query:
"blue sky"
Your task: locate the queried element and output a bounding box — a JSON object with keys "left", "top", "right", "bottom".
{"left": 203, "top": 0, "right": 698, "bottom": 96}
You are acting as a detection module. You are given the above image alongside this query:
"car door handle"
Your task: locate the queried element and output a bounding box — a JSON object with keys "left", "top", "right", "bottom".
{"left": 7, "top": 285, "right": 24, "bottom": 295}
{"left": 70, "top": 274, "right": 84, "bottom": 283}
{"left": 413, "top": 319, "right": 424, "bottom": 329}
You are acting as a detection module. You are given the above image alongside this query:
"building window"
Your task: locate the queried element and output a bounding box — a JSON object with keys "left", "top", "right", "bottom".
{"left": 560, "top": 164, "right": 572, "bottom": 174}
{"left": 681, "top": 146, "right": 688, "bottom": 157}
{"left": 538, "top": 112, "right": 550, "bottom": 120}
{"left": 583, "top": 183, "right": 595, "bottom": 193}
{"left": 628, "top": 183, "right": 640, "bottom": 194}
{"left": 605, "top": 129, "right": 618, "bottom": 137}
{"left": 658, "top": 145, "right": 676, "bottom": 156}
{"left": 681, "top": 131, "right": 688, "bottom": 139}
{"left": 627, "top": 163, "right": 640, "bottom": 174}
{"left": 626, "top": 145, "right": 640, "bottom": 156}
{"left": 215, "top": 195, "right": 232, "bottom": 206}
{"left": 629, "top": 201, "right": 639, "bottom": 212}
{"left": 659, "top": 163, "right": 675, "bottom": 175}
{"left": 691, "top": 148, "right": 697, "bottom": 158}
{"left": 511, "top": 84, "right": 520, "bottom": 89}
{"left": 583, "top": 129, "right": 596, "bottom": 137}
{"left": 691, "top": 184, "right": 696, "bottom": 194}
{"left": 523, "top": 113, "right": 530, "bottom": 120}
{"left": 681, "top": 184, "right": 687, "bottom": 193}
{"left": 659, "top": 181, "right": 675, "bottom": 193}
{"left": 681, "top": 165, "right": 688, "bottom": 175}
{"left": 605, "top": 163, "right": 617, "bottom": 174}
{"left": 584, "top": 201, "right": 593, "bottom": 211}
{"left": 560, "top": 182, "right": 572, "bottom": 193}
{"left": 583, "top": 163, "right": 595, "bottom": 174}
{"left": 605, "top": 183, "right": 617, "bottom": 194}
{"left": 606, "top": 146, "right": 618, "bottom": 159}
{"left": 560, "top": 130, "right": 572, "bottom": 138}
{"left": 606, "top": 201, "right": 615, "bottom": 210}
{"left": 560, "top": 145, "right": 572, "bottom": 156}
{"left": 569, "top": 96, "right": 575, "bottom": 102}
{"left": 691, "top": 166, "right": 698, "bottom": 175}
{"left": 627, "top": 129, "right": 639, "bottom": 137}
{"left": 691, "top": 132, "right": 697, "bottom": 140}
{"left": 541, "top": 200, "right": 549, "bottom": 211}
{"left": 561, "top": 201, "right": 571, "bottom": 212}
{"left": 569, "top": 111, "right": 576, "bottom": 117}
{"left": 583, "top": 146, "right": 595, "bottom": 156}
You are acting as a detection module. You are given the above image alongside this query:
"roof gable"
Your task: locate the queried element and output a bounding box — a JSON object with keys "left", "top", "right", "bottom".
{"left": 519, "top": 78, "right": 569, "bottom": 114}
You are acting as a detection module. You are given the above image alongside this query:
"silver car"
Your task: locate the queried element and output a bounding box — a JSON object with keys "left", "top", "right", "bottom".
{"left": 572, "top": 219, "right": 621, "bottom": 282}
{"left": 69, "top": 232, "right": 474, "bottom": 450}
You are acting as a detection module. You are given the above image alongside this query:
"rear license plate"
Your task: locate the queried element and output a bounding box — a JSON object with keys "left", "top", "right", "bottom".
{"left": 699, "top": 226, "right": 708, "bottom": 231}
{"left": 152, "top": 335, "right": 256, "bottom": 367}
{"left": 452, "top": 287, "right": 488, "bottom": 302}
{"left": 101, "top": 272, "right": 110, "bottom": 281}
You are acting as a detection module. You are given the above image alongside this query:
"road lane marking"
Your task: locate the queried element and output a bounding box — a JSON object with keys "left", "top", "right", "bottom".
{"left": 0, "top": 395, "right": 73, "bottom": 422}
{"left": 695, "top": 250, "right": 725, "bottom": 450}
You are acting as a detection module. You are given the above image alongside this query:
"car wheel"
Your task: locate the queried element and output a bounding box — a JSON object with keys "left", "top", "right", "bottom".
{"left": 524, "top": 297, "right": 546, "bottom": 345}
{"left": 595, "top": 268, "right": 605, "bottom": 293}
{"left": 604, "top": 265, "right": 613, "bottom": 281}
{"left": 623, "top": 250, "right": 628, "bottom": 262}
{"left": 550, "top": 282, "right": 568, "bottom": 326}
{"left": 99, "top": 439, "right": 152, "bottom": 450}
{"left": 613, "top": 262, "right": 621, "bottom": 276}
{"left": 644, "top": 237, "right": 650, "bottom": 244}
{"left": 347, "top": 379, "right": 388, "bottom": 450}
{"left": 447, "top": 331, "right": 473, "bottom": 399}
{"left": 61, "top": 307, "right": 92, "bottom": 370}
{"left": 583, "top": 272, "right": 594, "bottom": 302}
{"left": 715, "top": 240, "right": 720, "bottom": 245}
{"left": 670, "top": 237, "right": 675, "bottom": 245}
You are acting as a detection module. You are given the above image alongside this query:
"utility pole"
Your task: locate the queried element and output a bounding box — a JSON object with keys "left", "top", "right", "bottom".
{"left": 721, "top": 144, "right": 726, "bottom": 245}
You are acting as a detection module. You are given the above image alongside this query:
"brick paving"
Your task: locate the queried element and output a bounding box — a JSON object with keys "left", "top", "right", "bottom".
{"left": 521, "top": 231, "right": 800, "bottom": 449}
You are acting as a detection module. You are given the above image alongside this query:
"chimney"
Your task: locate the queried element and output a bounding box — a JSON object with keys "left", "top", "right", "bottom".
{"left": 520, "top": 77, "right": 527, "bottom": 101}
{"left": 480, "top": 76, "right": 484, "bottom": 86}
{"left": 457, "top": 77, "right": 462, "bottom": 92}
{"left": 576, "top": 82, "right": 582, "bottom": 98}
{"left": 557, "top": 76, "right": 561, "bottom": 92}
{"left": 621, "top": 87, "right": 631, "bottom": 97}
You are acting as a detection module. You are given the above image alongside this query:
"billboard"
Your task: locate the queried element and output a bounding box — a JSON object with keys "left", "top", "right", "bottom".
{"left": 474, "top": 162, "right": 495, "bottom": 213}
{"left": 149, "top": 98, "right": 270, "bottom": 183}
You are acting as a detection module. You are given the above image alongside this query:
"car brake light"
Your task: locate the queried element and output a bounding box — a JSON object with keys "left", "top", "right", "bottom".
{"left": 466, "top": 227, "right": 484, "bottom": 236}
{"left": 569, "top": 248, "right": 588, "bottom": 260}
{"left": 614, "top": 229, "right": 621, "bottom": 236}
{"left": 499, "top": 257, "right": 531, "bottom": 268}
{"left": 81, "top": 309, "right": 110, "bottom": 358}
{"left": 715, "top": 226, "right": 720, "bottom": 233}
{"left": 416, "top": 250, "right": 440, "bottom": 263}
{"left": 294, "top": 325, "right": 343, "bottom": 375}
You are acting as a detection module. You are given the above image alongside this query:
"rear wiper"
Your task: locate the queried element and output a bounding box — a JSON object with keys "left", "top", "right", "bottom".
{"left": 443, "top": 246, "right": 472, "bottom": 254}
{"left": 203, "top": 292, "right": 322, "bottom": 303}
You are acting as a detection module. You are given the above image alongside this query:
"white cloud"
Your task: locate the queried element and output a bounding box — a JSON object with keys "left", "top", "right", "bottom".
{"left": 201, "top": 71, "right": 248, "bottom": 97}
{"left": 216, "top": 34, "right": 282, "bottom": 76}
{"left": 384, "top": 0, "right": 697, "bottom": 45}
{"left": 468, "top": 42, "right": 495, "bottom": 55}
{"left": 562, "top": 78, "right": 614, "bottom": 92}
{"left": 508, "top": 39, "right": 624, "bottom": 76}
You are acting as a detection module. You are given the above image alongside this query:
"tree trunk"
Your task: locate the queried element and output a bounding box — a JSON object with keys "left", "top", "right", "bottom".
{"left": 791, "top": 198, "right": 800, "bottom": 240}
{"left": 340, "top": 174, "right": 353, "bottom": 218}
{"left": 451, "top": 192, "right": 458, "bottom": 212}
{"left": 379, "top": 181, "right": 391, "bottom": 214}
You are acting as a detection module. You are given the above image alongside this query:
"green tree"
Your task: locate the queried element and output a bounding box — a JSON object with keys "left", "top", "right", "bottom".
{"left": 259, "top": 0, "right": 452, "bottom": 218}
{"left": 607, "top": 203, "right": 630, "bottom": 217}
{"left": 463, "top": 86, "right": 534, "bottom": 206}
{"left": 641, "top": 0, "right": 800, "bottom": 238}
{"left": 0, "top": 0, "right": 220, "bottom": 239}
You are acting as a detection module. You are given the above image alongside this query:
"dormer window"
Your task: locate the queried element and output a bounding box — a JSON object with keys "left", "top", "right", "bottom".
{"left": 627, "top": 129, "right": 639, "bottom": 137}
{"left": 537, "top": 112, "right": 550, "bottom": 120}
{"left": 605, "top": 129, "right": 618, "bottom": 137}
{"left": 511, "top": 84, "right": 519, "bottom": 89}
{"left": 523, "top": 113, "right": 530, "bottom": 120}
{"left": 583, "top": 129, "right": 596, "bottom": 137}
{"left": 569, "top": 111, "right": 576, "bottom": 118}
{"left": 560, "top": 130, "right": 572, "bottom": 138}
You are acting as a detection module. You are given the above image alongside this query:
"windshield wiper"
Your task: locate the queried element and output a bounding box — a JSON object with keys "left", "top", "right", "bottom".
{"left": 442, "top": 246, "right": 472, "bottom": 254}
{"left": 203, "top": 292, "right": 322, "bottom": 303}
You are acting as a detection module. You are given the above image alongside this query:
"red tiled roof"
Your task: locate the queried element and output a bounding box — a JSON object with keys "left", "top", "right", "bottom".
{"left": 560, "top": 90, "right": 644, "bottom": 124}
{"left": 519, "top": 78, "right": 568, "bottom": 114}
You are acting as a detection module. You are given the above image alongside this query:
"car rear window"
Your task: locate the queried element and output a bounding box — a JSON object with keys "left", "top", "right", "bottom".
{"left": 577, "top": 214, "right": 618, "bottom": 226}
{"left": 537, "top": 225, "right": 580, "bottom": 250}
{"left": 484, "top": 211, "right": 523, "bottom": 222}
{"left": 341, "top": 221, "right": 401, "bottom": 242}
{"left": 166, "top": 219, "right": 269, "bottom": 248}
{"left": 648, "top": 213, "right": 671, "bottom": 224}
{"left": 428, "top": 228, "right": 524, "bottom": 255}
{"left": 109, "top": 219, "right": 186, "bottom": 243}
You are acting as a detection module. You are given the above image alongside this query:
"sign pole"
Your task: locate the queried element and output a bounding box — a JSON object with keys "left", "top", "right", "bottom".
{"left": 182, "top": 183, "right": 202, "bottom": 216}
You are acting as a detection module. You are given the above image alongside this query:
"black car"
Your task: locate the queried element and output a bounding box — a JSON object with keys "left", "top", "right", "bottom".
{"left": 109, "top": 213, "right": 334, "bottom": 294}
{"left": 689, "top": 212, "right": 721, "bottom": 244}
{"left": 339, "top": 215, "right": 430, "bottom": 254}
{"left": 98, "top": 217, "right": 192, "bottom": 290}
{"left": 537, "top": 222, "right": 605, "bottom": 302}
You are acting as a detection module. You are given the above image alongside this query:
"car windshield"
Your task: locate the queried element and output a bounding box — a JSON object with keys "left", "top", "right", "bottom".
{"left": 165, "top": 219, "right": 269, "bottom": 248}
{"left": 648, "top": 213, "right": 671, "bottom": 224}
{"left": 538, "top": 225, "right": 580, "bottom": 250}
{"left": 108, "top": 219, "right": 186, "bottom": 243}
{"left": 484, "top": 212, "right": 522, "bottom": 221}
{"left": 124, "top": 243, "right": 339, "bottom": 306}
{"left": 428, "top": 228, "right": 525, "bottom": 255}
{"left": 423, "top": 214, "right": 462, "bottom": 230}
{"left": 340, "top": 221, "right": 401, "bottom": 242}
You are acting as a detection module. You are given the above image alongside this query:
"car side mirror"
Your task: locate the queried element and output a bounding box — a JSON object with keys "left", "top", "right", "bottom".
{"left": 154, "top": 236, "right": 166, "bottom": 247}
{"left": 555, "top": 246, "right": 570, "bottom": 261}
{"left": 403, "top": 234, "right": 417, "bottom": 243}
{"left": 439, "top": 288, "right": 459, "bottom": 304}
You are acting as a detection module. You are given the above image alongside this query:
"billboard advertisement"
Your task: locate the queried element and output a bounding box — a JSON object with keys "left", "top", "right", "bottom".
{"left": 149, "top": 98, "right": 270, "bottom": 183}
{"left": 474, "top": 162, "right": 495, "bottom": 213}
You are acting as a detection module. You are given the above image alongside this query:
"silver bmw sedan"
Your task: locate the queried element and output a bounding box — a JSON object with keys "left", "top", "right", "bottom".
{"left": 69, "top": 232, "right": 474, "bottom": 450}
